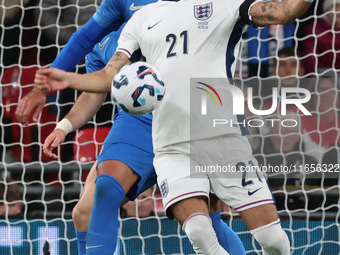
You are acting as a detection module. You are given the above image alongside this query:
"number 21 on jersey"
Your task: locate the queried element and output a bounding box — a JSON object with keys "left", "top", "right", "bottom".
{"left": 166, "top": 30, "right": 188, "bottom": 58}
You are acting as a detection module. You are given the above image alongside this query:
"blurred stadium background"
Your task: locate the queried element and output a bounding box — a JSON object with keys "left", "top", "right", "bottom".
{"left": 1, "top": 0, "right": 340, "bottom": 254}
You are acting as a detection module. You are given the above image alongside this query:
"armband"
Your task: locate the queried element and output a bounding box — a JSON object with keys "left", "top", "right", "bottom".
{"left": 55, "top": 118, "right": 73, "bottom": 136}
{"left": 240, "top": 0, "right": 265, "bottom": 30}
{"left": 239, "top": 0, "right": 256, "bottom": 25}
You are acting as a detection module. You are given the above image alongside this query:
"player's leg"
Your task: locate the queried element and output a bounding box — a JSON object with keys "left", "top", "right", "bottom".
{"left": 72, "top": 160, "right": 131, "bottom": 255}
{"left": 209, "top": 195, "right": 246, "bottom": 255}
{"left": 137, "top": 155, "right": 245, "bottom": 255}
{"left": 239, "top": 204, "right": 290, "bottom": 255}
{"left": 72, "top": 161, "right": 97, "bottom": 255}
{"left": 85, "top": 114, "right": 154, "bottom": 255}
{"left": 215, "top": 190, "right": 289, "bottom": 255}
{"left": 209, "top": 135, "right": 290, "bottom": 255}
{"left": 155, "top": 147, "right": 229, "bottom": 255}
{"left": 138, "top": 174, "right": 245, "bottom": 254}
{"left": 86, "top": 159, "right": 138, "bottom": 255}
{"left": 171, "top": 196, "right": 230, "bottom": 255}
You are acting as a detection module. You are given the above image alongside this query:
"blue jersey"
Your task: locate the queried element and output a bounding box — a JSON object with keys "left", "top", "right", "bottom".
{"left": 85, "top": 25, "right": 152, "bottom": 121}
{"left": 52, "top": 0, "right": 158, "bottom": 71}
{"left": 82, "top": 24, "right": 156, "bottom": 255}
{"left": 84, "top": 26, "right": 155, "bottom": 201}
{"left": 93, "top": 0, "right": 155, "bottom": 29}
{"left": 85, "top": 26, "right": 123, "bottom": 73}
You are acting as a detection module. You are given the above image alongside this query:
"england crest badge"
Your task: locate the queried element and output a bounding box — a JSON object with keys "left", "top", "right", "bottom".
{"left": 160, "top": 179, "right": 169, "bottom": 198}
{"left": 194, "top": 2, "right": 213, "bottom": 21}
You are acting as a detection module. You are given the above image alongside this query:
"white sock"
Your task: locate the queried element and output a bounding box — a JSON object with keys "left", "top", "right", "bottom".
{"left": 182, "top": 213, "right": 230, "bottom": 255}
{"left": 251, "top": 219, "right": 290, "bottom": 255}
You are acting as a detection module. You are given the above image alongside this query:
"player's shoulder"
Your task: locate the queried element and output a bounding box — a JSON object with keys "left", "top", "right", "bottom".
{"left": 97, "top": 0, "right": 155, "bottom": 16}
{"left": 123, "top": 1, "right": 158, "bottom": 25}
{"left": 132, "top": 0, "right": 160, "bottom": 14}
{"left": 120, "top": 0, "right": 159, "bottom": 19}
{"left": 125, "top": 0, "right": 159, "bottom": 10}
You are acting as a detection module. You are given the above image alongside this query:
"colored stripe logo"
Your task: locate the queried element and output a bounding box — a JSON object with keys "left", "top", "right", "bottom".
{"left": 196, "top": 82, "right": 222, "bottom": 115}
{"left": 196, "top": 82, "right": 222, "bottom": 106}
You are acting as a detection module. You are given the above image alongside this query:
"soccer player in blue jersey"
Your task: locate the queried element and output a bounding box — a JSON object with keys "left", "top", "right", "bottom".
{"left": 41, "top": 23, "right": 246, "bottom": 255}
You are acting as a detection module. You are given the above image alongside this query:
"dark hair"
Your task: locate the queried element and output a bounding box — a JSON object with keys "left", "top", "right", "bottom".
{"left": 274, "top": 46, "right": 303, "bottom": 69}
{"left": 277, "top": 46, "right": 301, "bottom": 58}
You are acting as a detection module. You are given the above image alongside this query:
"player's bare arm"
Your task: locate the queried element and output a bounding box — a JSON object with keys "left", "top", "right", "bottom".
{"left": 43, "top": 92, "right": 107, "bottom": 159}
{"left": 35, "top": 52, "right": 130, "bottom": 93}
{"left": 86, "top": 51, "right": 130, "bottom": 92}
{"left": 105, "top": 52, "right": 130, "bottom": 77}
{"left": 64, "top": 92, "right": 107, "bottom": 131}
{"left": 250, "top": 0, "right": 312, "bottom": 27}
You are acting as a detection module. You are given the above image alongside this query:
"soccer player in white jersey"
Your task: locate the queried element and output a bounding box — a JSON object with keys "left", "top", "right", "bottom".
{"left": 35, "top": 0, "right": 313, "bottom": 254}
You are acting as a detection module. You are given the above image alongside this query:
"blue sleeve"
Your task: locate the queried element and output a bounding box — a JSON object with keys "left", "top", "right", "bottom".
{"left": 85, "top": 52, "right": 106, "bottom": 73}
{"left": 51, "top": 17, "right": 120, "bottom": 71}
{"left": 85, "top": 28, "right": 123, "bottom": 73}
{"left": 93, "top": 0, "right": 125, "bottom": 28}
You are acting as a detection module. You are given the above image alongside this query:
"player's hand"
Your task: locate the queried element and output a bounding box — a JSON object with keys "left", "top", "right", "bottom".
{"left": 15, "top": 89, "right": 47, "bottom": 125}
{"left": 43, "top": 129, "right": 66, "bottom": 159}
{"left": 35, "top": 68, "right": 69, "bottom": 91}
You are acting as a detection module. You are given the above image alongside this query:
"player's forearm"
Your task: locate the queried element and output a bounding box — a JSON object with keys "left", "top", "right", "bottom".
{"left": 67, "top": 69, "right": 113, "bottom": 93}
{"left": 64, "top": 92, "right": 107, "bottom": 131}
{"left": 250, "top": 0, "right": 312, "bottom": 27}
{"left": 67, "top": 52, "right": 130, "bottom": 93}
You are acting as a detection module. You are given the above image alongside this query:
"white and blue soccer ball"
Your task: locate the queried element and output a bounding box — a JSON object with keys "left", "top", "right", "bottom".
{"left": 111, "top": 61, "right": 165, "bottom": 115}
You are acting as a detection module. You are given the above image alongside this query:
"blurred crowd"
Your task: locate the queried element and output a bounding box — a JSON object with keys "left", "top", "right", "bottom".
{"left": 1, "top": 0, "right": 340, "bottom": 217}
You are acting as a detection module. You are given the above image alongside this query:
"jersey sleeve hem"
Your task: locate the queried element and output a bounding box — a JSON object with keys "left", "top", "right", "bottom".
{"left": 116, "top": 48, "right": 133, "bottom": 58}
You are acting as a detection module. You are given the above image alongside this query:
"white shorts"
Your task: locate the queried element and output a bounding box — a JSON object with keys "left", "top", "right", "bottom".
{"left": 154, "top": 134, "right": 274, "bottom": 218}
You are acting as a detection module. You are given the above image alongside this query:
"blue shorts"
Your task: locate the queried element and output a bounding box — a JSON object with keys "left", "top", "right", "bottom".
{"left": 97, "top": 112, "right": 155, "bottom": 200}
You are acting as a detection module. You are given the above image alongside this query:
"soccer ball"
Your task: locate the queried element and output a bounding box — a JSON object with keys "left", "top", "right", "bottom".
{"left": 111, "top": 61, "right": 165, "bottom": 115}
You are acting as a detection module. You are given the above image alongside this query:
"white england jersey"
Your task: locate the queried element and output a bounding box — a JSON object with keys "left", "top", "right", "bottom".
{"left": 117, "top": 0, "right": 252, "bottom": 150}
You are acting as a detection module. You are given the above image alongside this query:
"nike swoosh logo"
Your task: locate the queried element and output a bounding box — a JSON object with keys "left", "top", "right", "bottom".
{"left": 86, "top": 245, "right": 103, "bottom": 249}
{"left": 130, "top": 3, "right": 145, "bottom": 11}
{"left": 248, "top": 187, "right": 263, "bottom": 196}
{"left": 99, "top": 37, "right": 110, "bottom": 50}
{"left": 148, "top": 20, "right": 162, "bottom": 30}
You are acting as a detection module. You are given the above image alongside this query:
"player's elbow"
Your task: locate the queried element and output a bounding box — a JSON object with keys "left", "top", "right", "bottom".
{"left": 271, "top": 9, "right": 295, "bottom": 26}
{"left": 252, "top": 12, "right": 293, "bottom": 27}
{"left": 279, "top": 17, "right": 294, "bottom": 26}
{"left": 278, "top": 14, "right": 295, "bottom": 25}
{"left": 275, "top": 1, "right": 305, "bottom": 25}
